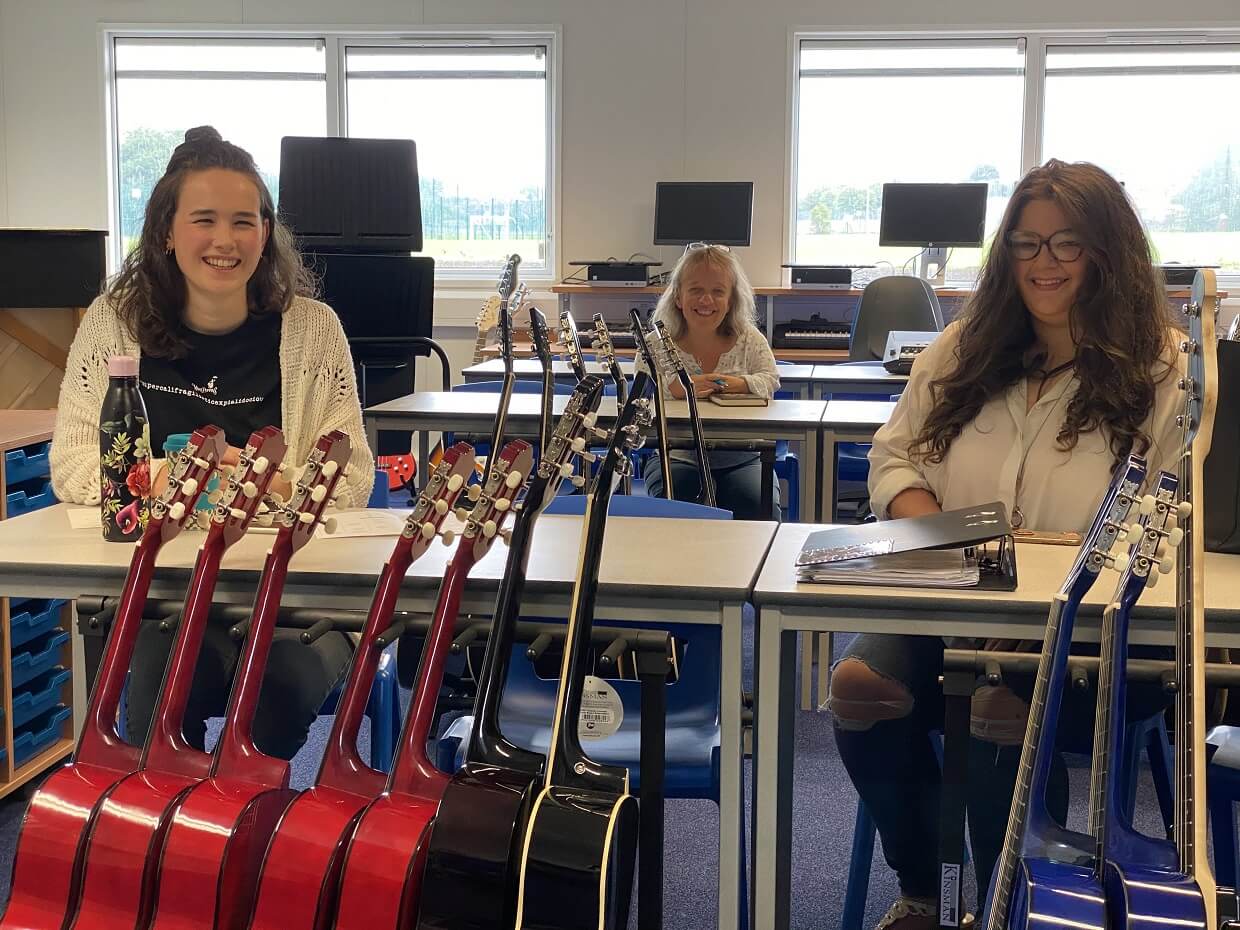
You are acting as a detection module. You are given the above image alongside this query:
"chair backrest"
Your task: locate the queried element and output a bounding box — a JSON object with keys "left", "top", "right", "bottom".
{"left": 453, "top": 379, "right": 575, "bottom": 396}
{"left": 849, "top": 276, "right": 944, "bottom": 362}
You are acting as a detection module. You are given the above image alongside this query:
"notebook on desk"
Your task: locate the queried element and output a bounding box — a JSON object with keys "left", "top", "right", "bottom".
{"left": 709, "top": 393, "right": 768, "bottom": 407}
{"left": 795, "top": 502, "right": 1017, "bottom": 590}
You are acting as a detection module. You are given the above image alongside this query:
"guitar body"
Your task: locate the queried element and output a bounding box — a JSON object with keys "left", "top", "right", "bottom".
{"left": 1006, "top": 858, "right": 1106, "bottom": 930}
{"left": 416, "top": 766, "right": 539, "bottom": 930}
{"left": 147, "top": 781, "right": 298, "bottom": 930}
{"left": 1103, "top": 862, "right": 1205, "bottom": 930}
{"left": 517, "top": 789, "right": 639, "bottom": 930}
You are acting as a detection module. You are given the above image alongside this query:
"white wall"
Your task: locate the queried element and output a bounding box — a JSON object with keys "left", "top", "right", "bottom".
{"left": 2, "top": 0, "right": 1239, "bottom": 382}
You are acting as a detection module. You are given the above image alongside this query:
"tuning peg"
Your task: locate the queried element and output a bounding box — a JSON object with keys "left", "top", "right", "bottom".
{"left": 1159, "top": 556, "right": 1175, "bottom": 574}
{"left": 1139, "top": 494, "right": 1157, "bottom": 516}
{"left": 571, "top": 437, "right": 587, "bottom": 453}
{"left": 571, "top": 475, "right": 586, "bottom": 488}
{"left": 494, "top": 497, "right": 511, "bottom": 511}
{"left": 1167, "top": 526, "right": 1184, "bottom": 547}
{"left": 311, "top": 484, "right": 328, "bottom": 503}
{"left": 440, "top": 528, "right": 457, "bottom": 546}
{"left": 467, "top": 484, "right": 483, "bottom": 501}
{"left": 321, "top": 461, "right": 339, "bottom": 480}
{"left": 1177, "top": 501, "right": 1193, "bottom": 519}
{"left": 582, "top": 412, "right": 599, "bottom": 428}
{"left": 420, "top": 521, "right": 437, "bottom": 540}
{"left": 169, "top": 502, "right": 186, "bottom": 521}
{"left": 499, "top": 528, "right": 513, "bottom": 545}
{"left": 252, "top": 456, "right": 270, "bottom": 475}
{"left": 590, "top": 427, "right": 610, "bottom": 439}
{"left": 298, "top": 511, "right": 315, "bottom": 525}
{"left": 229, "top": 507, "right": 247, "bottom": 520}
{"left": 1123, "top": 522, "right": 1143, "bottom": 544}
{"left": 447, "top": 474, "right": 465, "bottom": 493}
{"left": 207, "top": 490, "right": 223, "bottom": 505}
{"left": 483, "top": 519, "right": 498, "bottom": 538}
{"left": 559, "top": 463, "right": 575, "bottom": 478}
{"left": 267, "top": 491, "right": 285, "bottom": 508}
{"left": 1155, "top": 539, "right": 1168, "bottom": 559}
{"left": 323, "top": 516, "right": 338, "bottom": 534}
{"left": 181, "top": 477, "right": 199, "bottom": 497}
{"left": 280, "top": 464, "right": 297, "bottom": 484}
{"left": 505, "top": 470, "right": 524, "bottom": 489}
{"left": 455, "top": 507, "right": 471, "bottom": 522}
{"left": 1113, "top": 553, "right": 1130, "bottom": 573}
{"left": 579, "top": 451, "right": 598, "bottom": 464}
{"left": 1146, "top": 571, "right": 1160, "bottom": 588}
{"left": 434, "top": 498, "right": 450, "bottom": 515}
{"left": 241, "top": 480, "right": 259, "bottom": 499}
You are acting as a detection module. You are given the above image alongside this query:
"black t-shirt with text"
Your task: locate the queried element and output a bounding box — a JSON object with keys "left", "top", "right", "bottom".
{"left": 140, "top": 313, "right": 282, "bottom": 453}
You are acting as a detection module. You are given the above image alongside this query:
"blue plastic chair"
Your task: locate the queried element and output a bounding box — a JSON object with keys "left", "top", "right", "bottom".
{"left": 436, "top": 494, "right": 747, "bottom": 922}
{"left": 1205, "top": 724, "right": 1240, "bottom": 886}
{"left": 841, "top": 714, "right": 1174, "bottom": 930}
{"left": 772, "top": 390, "right": 800, "bottom": 521}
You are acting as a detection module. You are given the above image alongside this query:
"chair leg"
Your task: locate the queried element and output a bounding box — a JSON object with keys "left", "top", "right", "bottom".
{"left": 842, "top": 801, "right": 876, "bottom": 930}
{"left": 817, "top": 632, "right": 833, "bottom": 712}
{"left": 1208, "top": 773, "right": 1239, "bottom": 889}
{"left": 1144, "top": 716, "right": 1175, "bottom": 839}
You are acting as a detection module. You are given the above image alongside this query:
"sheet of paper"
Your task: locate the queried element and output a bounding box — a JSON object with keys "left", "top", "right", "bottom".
{"left": 314, "top": 509, "right": 411, "bottom": 538}
{"left": 66, "top": 506, "right": 102, "bottom": 530}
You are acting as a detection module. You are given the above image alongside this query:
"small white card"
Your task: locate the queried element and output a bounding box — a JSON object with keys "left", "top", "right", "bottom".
{"left": 314, "top": 509, "right": 410, "bottom": 538}
{"left": 66, "top": 506, "right": 102, "bottom": 530}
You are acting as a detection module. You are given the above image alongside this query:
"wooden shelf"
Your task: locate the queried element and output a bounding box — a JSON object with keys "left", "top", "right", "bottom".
{"left": 0, "top": 739, "right": 73, "bottom": 799}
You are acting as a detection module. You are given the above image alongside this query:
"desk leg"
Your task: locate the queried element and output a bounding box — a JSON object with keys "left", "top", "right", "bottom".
{"left": 753, "top": 607, "right": 796, "bottom": 930}
{"left": 802, "top": 427, "right": 819, "bottom": 525}
{"left": 719, "top": 602, "right": 745, "bottom": 930}
{"left": 937, "top": 668, "right": 972, "bottom": 930}
{"left": 365, "top": 416, "right": 380, "bottom": 461}
{"left": 822, "top": 430, "right": 837, "bottom": 523}
{"left": 417, "top": 430, "right": 431, "bottom": 492}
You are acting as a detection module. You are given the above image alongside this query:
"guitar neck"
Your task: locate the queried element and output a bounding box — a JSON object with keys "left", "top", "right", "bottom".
{"left": 539, "top": 370, "right": 555, "bottom": 452}
{"left": 1088, "top": 601, "right": 1120, "bottom": 861}
{"left": 75, "top": 534, "right": 161, "bottom": 770}
{"left": 650, "top": 375, "right": 674, "bottom": 499}
{"left": 142, "top": 533, "right": 228, "bottom": 777}
{"left": 486, "top": 374, "right": 516, "bottom": 480}
{"left": 318, "top": 545, "right": 414, "bottom": 795}
{"left": 681, "top": 383, "right": 717, "bottom": 507}
{"left": 473, "top": 325, "right": 490, "bottom": 365}
{"left": 211, "top": 537, "right": 294, "bottom": 785}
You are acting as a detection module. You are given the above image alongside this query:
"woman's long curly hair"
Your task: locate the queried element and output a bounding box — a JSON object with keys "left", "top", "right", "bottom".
{"left": 653, "top": 245, "right": 759, "bottom": 340}
{"left": 910, "top": 159, "right": 1175, "bottom": 467}
{"left": 108, "top": 126, "right": 315, "bottom": 358}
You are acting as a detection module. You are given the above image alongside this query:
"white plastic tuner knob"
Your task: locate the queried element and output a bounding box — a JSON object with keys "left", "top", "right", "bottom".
{"left": 1124, "top": 523, "right": 1143, "bottom": 544}
{"left": 229, "top": 507, "right": 247, "bottom": 520}
{"left": 421, "top": 522, "right": 436, "bottom": 540}
{"left": 1159, "top": 556, "right": 1175, "bottom": 574}
{"left": 1146, "top": 571, "right": 1160, "bottom": 588}
{"left": 207, "top": 490, "right": 223, "bottom": 505}
{"left": 280, "top": 464, "right": 297, "bottom": 484}
{"left": 318, "top": 461, "right": 337, "bottom": 480}
{"left": 192, "top": 457, "right": 210, "bottom": 469}
{"left": 181, "top": 477, "right": 199, "bottom": 497}
{"left": 323, "top": 517, "right": 338, "bottom": 534}
{"left": 505, "top": 470, "right": 523, "bottom": 489}
{"left": 447, "top": 474, "right": 464, "bottom": 493}
{"left": 299, "top": 511, "right": 315, "bottom": 524}
{"left": 571, "top": 475, "right": 586, "bottom": 488}
{"left": 252, "top": 456, "right": 270, "bottom": 475}
{"left": 559, "top": 463, "right": 575, "bottom": 478}
{"left": 494, "top": 497, "right": 511, "bottom": 511}
{"left": 582, "top": 412, "right": 598, "bottom": 428}
{"left": 440, "top": 529, "right": 456, "bottom": 546}
{"left": 580, "top": 451, "right": 598, "bottom": 463}
{"left": 1114, "top": 553, "right": 1131, "bottom": 574}
{"left": 483, "top": 520, "right": 497, "bottom": 538}
{"left": 455, "top": 507, "right": 471, "bottom": 522}
{"left": 311, "top": 485, "right": 328, "bottom": 503}
{"left": 571, "top": 437, "right": 587, "bottom": 453}
{"left": 434, "top": 499, "right": 449, "bottom": 515}
{"left": 169, "top": 502, "right": 186, "bottom": 521}
{"left": 467, "top": 484, "right": 482, "bottom": 501}
{"left": 1177, "top": 501, "right": 1193, "bottom": 519}
{"left": 1168, "top": 527, "right": 1184, "bottom": 547}
{"left": 242, "top": 481, "right": 259, "bottom": 499}
{"left": 1139, "top": 494, "right": 1157, "bottom": 516}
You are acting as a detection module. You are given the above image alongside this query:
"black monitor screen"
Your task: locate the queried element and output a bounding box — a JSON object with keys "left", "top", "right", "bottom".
{"left": 308, "top": 253, "right": 434, "bottom": 343}
{"left": 653, "top": 181, "right": 754, "bottom": 246}
{"left": 878, "top": 183, "right": 989, "bottom": 248}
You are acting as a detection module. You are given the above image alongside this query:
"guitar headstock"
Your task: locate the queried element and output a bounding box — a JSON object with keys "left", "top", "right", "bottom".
{"left": 1069, "top": 453, "right": 1148, "bottom": 598}
{"left": 149, "top": 425, "right": 227, "bottom": 543}
{"left": 475, "top": 295, "right": 502, "bottom": 337}
{"left": 497, "top": 255, "right": 521, "bottom": 360}
{"left": 558, "top": 309, "right": 587, "bottom": 375}
{"left": 587, "top": 369, "right": 655, "bottom": 494}
{"left": 528, "top": 306, "right": 553, "bottom": 368}
{"left": 400, "top": 441, "right": 476, "bottom": 553}
{"left": 628, "top": 308, "right": 657, "bottom": 371}
{"left": 1105, "top": 471, "right": 1182, "bottom": 603}
{"left": 652, "top": 319, "right": 692, "bottom": 387}
{"left": 266, "top": 430, "right": 351, "bottom": 551}
{"left": 454, "top": 440, "right": 534, "bottom": 561}
{"left": 590, "top": 313, "right": 619, "bottom": 366}
{"left": 207, "top": 426, "right": 287, "bottom": 546}
{"left": 1181, "top": 269, "right": 1219, "bottom": 461}
{"left": 522, "top": 376, "right": 607, "bottom": 512}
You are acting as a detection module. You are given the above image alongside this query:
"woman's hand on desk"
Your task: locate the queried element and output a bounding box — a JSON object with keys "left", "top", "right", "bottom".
{"left": 670, "top": 374, "right": 724, "bottom": 399}
{"left": 703, "top": 373, "right": 745, "bottom": 394}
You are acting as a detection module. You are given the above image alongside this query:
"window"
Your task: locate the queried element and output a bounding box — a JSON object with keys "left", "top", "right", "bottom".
{"left": 106, "top": 32, "right": 556, "bottom": 279}
{"left": 793, "top": 41, "right": 1025, "bottom": 282}
{"left": 343, "top": 43, "right": 551, "bottom": 276}
{"left": 1042, "top": 43, "right": 1240, "bottom": 274}
{"left": 110, "top": 38, "right": 327, "bottom": 255}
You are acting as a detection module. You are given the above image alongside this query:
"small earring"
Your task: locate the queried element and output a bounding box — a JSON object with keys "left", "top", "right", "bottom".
{"left": 165, "top": 244, "right": 173, "bottom": 256}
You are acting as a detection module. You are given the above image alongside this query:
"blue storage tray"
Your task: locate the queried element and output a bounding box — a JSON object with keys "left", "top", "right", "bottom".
{"left": 13, "top": 705, "right": 71, "bottom": 767}
{"left": 6, "top": 479, "right": 57, "bottom": 519}
{"left": 7, "top": 596, "right": 32, "bottom": 612}
{"left": 11, "top": 629, "right": 69, "bottom": 687}
{"left": 4, "top": 442, "right": 51, "bottom": 487}
{"left": 10, "top": 599, "right": 66, "bottom": 648}
{"left": 12, "top": 668, "right": 71, "bottom": 729}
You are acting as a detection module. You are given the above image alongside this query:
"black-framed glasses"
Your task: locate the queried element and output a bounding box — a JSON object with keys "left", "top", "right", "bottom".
{"left": 1005, "top": 230, "right": 1083, "bottom": 263}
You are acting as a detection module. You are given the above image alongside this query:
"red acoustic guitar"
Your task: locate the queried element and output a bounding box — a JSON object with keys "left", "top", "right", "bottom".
{"left": 331, "top": 439, "right": 533, "bottom": 930}
{"left": 67, "top": 426, "right": 286, "bottom": 930}
{"left": 0, "top": 425, "right": 225, "bottom": 930}
{"left": 246, "top": 441, "right": 477, "bottom": 930}
{"left": 145, "top": 430, "right": 351, "bottom": 930}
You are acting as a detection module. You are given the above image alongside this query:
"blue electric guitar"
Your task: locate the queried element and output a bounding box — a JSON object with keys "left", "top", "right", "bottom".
{"left": 1093, "top": 269, "right": 1220, "bottom": 930}
{"left": 982, "top": 452, "right": 1149, "bottom": 930}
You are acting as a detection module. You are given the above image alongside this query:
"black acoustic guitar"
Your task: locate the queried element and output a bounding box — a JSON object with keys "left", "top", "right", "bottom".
{"left": 590, "top": 313, "right": 631, "bottom": 495}
{"left": 512, "top": 369, "right": 656, "bottom": 930}
{"left": 557, "top": 309, "right": 589, "bottom": 382}
{"left": 486, "top": 255, "right": 521, "bottom": 473}
{"left": 628, "top": 308, "right": 673, "bottom": 499}
{"left": 414, "top": 376, "right": 608, "bottom": 930}
{"left": 651, "top": 319, "right": 717, "bottom": 507}
{"left": 527, "top": 306, "right": 555, "bottom": 454}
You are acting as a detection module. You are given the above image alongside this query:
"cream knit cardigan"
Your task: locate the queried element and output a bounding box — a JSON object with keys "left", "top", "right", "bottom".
{"left": 52, "top": 294, "right": 375, "bottom": 509}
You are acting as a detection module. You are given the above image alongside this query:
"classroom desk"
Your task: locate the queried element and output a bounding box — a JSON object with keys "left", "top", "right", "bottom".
{"left": 819, "top": 399, "right": 896, "bottom": 521}
{"left": 811, "top": 362, "right": 909, "bottom": 400}
{"left": 749, "top": 525, "right": 1240, "bottom": 930}
{"left": 364, "top": 392, "right": 827, "bottom": 523}
{"left": 0, "top": 503, "right": 777, "bottom": 930}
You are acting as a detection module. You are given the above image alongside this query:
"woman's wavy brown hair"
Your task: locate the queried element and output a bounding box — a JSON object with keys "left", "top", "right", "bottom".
{"left": 910, "top": 158, "right": 1175, "bottom": 467}
{"left": 107, "top": 126, "right": 315, "bottom": 358}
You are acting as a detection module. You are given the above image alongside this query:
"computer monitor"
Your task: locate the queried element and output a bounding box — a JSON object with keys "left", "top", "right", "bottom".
{"left": 879, "top": 182, "right": 988, "bottom": 283}
{"left": 307, "top": 252, "right": 434, "bottom": 346}
{"left": 653, "top": 181, "right": 754, "bottom": 247}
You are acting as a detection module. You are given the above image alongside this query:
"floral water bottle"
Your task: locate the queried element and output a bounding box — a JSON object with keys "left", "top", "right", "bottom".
{"left": 99, "top": 354, "right": 150, "bottom": 541}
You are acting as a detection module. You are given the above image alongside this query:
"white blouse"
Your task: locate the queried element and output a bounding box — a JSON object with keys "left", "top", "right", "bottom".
{"left": 868, "top": 320, "right": 1186, "bottom": 534}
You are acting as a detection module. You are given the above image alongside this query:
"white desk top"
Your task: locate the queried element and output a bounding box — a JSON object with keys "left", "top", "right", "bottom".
{"left": 365, "top": 392, "right": 827, "bottom": 431}
{"left": 754, "top": 522, "right": 1240, "bottom": 637}
{"left": 0, "top": 505, "right": 778, "bottom": 611}
{"left": 462, "top": 359, "right": 636, "bottom": 378}
{"left": 821, "top": 399, "right": 896, "bottom": 429}
{"left": 811, "top": 363, "right": 908, "bottom": 385}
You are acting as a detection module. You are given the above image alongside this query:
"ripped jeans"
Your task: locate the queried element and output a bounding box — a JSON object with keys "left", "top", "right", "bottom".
{"left": 829, "top": 633, "right": 1172, "bottom": 910}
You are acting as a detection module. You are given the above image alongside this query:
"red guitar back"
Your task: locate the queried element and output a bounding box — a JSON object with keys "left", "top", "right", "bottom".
{"left": 0, "top": 425, "right": 224, "bottom": 930}
{"left": 332, "top": 440, "right": 533, "bottom": 930}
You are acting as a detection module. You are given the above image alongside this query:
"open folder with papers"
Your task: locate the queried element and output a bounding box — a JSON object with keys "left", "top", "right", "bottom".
{"left": 795, "top": 502, "right": 1018, "bottom": 590}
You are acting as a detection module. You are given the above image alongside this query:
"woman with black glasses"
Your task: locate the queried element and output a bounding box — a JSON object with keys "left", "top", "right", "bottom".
{"left": 828, "top": 159, "right": 1186, "bottom": 930}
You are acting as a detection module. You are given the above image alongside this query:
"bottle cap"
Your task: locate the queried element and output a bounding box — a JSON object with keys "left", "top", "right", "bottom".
{"left": 108, "top": 355, "right": 138, "bottom": 377}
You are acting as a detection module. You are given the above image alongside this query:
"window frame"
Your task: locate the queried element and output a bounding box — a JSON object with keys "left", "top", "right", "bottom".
{"left": 100, "top": 24, "right": 561, "bottom": 285}
{"left": 789, "top": 26, "right": 1240, "bottom": 289}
